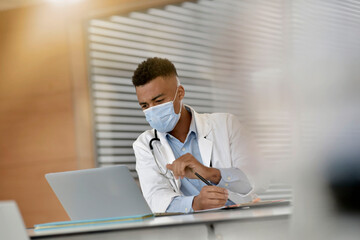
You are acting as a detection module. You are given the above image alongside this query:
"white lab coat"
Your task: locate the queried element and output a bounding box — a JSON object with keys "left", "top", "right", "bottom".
{"left": 133, "top": 106, "right": 261, "bottom": 213}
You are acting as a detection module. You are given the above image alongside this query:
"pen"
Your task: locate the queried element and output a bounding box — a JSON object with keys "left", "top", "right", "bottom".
{"left": 194, "top": 172, "right": 213, "bottom": 186}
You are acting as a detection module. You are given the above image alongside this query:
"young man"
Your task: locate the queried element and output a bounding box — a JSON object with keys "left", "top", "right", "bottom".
{"left": 132, "top": 57, "right": 259, "bottom": 213}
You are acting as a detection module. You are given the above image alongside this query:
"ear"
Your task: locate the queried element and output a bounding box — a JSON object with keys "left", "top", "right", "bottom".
{"left": 178, "top": 85, "right": 185, "bottom": 101}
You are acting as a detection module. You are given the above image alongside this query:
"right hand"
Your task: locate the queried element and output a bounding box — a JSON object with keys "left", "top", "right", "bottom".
{"left": 192, "top": 186, "right": 228, "bottom": 211}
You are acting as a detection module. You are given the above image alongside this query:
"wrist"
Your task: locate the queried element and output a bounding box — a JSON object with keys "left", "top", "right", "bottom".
{"left": 192, "top": 195, "right": 201, "bottom": 211}
{"left": 206, "top": 167, "right": 221, "bottom": 184}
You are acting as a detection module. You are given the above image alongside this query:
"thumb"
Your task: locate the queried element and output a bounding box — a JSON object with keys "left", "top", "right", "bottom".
{"left": 166, "top": 164, "right": 173, "bottom": 170}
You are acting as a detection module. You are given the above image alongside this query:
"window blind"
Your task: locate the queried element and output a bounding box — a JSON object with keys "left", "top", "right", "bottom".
{"left": 87, "top": 0, "right": 293, "bottom": 200}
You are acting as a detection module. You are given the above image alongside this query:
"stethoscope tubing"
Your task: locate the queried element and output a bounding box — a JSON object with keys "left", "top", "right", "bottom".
{"left": 149, "top": 129, "right": 172, "bottom": 178}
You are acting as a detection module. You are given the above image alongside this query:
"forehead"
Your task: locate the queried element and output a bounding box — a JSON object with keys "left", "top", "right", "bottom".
{"left": 135, "top": 76, "right": 177, "bottom": 102}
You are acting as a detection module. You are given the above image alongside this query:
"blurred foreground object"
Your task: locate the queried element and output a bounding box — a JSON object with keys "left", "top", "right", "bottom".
{"left": 290, "top": 0, "right": 360, "bottom": 239}
{"left": 326, "top": 145, "right": 360, "bottom": 213}
{"left": 0, "top": 201, "right": 29, "bottom": 240}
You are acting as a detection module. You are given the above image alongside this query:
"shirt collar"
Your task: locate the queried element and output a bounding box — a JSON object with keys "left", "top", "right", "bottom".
{"left": 166, "top": 106, "right": 198, "bottom": 140}
{"left": 187, "top": 106, "right": 197, "bottom": 136}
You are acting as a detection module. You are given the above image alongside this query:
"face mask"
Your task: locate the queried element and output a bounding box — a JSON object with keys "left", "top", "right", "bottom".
{"left": 143, "top": 87, "right": 182, "bottom": 133}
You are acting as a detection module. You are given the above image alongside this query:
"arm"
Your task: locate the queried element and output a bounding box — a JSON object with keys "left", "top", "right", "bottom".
{"left": 166, "top": 114, "right": 266, "bottom": 196}
{"left": 216, "top": 168, "right": 252, "bottom": 194}
{"left": 166, "top": 196, "right": 194, "bottom": 213}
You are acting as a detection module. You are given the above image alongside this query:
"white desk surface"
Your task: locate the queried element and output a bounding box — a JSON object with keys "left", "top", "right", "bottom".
{"left": 28, "top": 205, "right": 291, "bottom": 239}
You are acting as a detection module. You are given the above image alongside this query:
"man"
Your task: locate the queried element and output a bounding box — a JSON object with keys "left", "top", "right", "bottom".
{"left": 132, "top": 57, "right": 259, "bottom": 213}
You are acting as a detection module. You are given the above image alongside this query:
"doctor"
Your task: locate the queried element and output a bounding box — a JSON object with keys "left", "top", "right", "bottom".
{"left": 133, "top": 57, "right": 258, "bottom": 213}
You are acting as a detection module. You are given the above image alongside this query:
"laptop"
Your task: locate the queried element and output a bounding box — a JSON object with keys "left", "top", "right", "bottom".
{"left": 45, "top": 166, "right": 153, "bottom": 221}
{"left": 0, "top": 201, "right": 29, "bottom": 240}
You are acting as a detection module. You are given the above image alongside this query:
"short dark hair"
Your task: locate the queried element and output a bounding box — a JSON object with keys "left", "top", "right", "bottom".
{"left": 132, "top": 57, "right": 178, "bottom": 87}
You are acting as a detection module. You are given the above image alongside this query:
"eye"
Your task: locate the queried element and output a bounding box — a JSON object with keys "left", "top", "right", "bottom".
{"left": 155, "top": 99, "right": 164, "bottom": 103}
{"left": 140, "top": 104, "right": 148, "bottom": 110}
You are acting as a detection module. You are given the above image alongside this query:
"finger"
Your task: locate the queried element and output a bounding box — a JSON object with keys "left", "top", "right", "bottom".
{"left": 180, "top": 161, "right": 189, "bottom": 178}
{"left": 177, "top": 161, "right": 183, "bottom": 178}
{"left": 176, "top": 153, "right": 189, "bottom": 162}
{"left": 169, "top": 163, "right": 181, "bottom": 179}
{"left": 177, "top": 162, "right": 185, "bottom": 179}
{"left": 170, "top": 157, "right": 184, "bottom": 177}
{"left": 203, "top": 186, "right": 228, "bottom": 194}
{"left": 178, "top": 153, "right": 196, "bottom": 165}
{"left": 170, "top": 160, "right": 179, "bottom": 175}
{"left": 185, "top": 167, "right": 194, "bottom": 178}
{"left": 176, "top": 160, "right": 188, "bottom": 178}
{"left": 166, "top": 164, "right": 173, "bottom": 171}
{"left": 202, "top": 189, "right": 228, "bottom": 200}
{"left": 204, "top": 200, "right": 227, "bottom": 209}
{"left": 212, "top": 197, "right": 228, "bottom": 205}
{"left": 179, "top": 153, "right": 192, "bottom": 159}
{"left": 205, "top": 192, "right": 228, "bottom": 201}
{"left": 207, "top": 191, "right": 228, "bottom": 199}
{"left": 184, "top": 155, "right": 199, "bottom": 168}
{"left": 209, "top": 199, "right": 227, "bottom": 208}
{"left": 175, "top": 161, "right": 183, "bottom": 179}
{"left": 210, "top": 187, "right": 228, "bottom": 194}
{"left": 173, "top": 167, "right": 180, "bottom": 179}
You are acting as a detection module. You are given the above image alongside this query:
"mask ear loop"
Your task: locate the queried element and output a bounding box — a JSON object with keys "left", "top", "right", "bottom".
{"left": 173, "top": 86, "right": 182, "bottom": 116}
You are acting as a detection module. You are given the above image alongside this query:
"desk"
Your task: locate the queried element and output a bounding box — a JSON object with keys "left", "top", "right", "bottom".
{"left": 28, "top": 205, "right": 291, "bottom": 240}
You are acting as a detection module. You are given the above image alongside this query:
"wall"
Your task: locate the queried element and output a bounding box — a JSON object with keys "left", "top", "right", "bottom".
{"left": 0, "top": 0, "right": 186, "bottom": 227}
{"left": 0, "top": 3, "right": 79, "bottom": 227}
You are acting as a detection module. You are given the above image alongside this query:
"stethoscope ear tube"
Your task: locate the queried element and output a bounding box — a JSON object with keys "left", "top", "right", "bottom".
{"left": 149, "top": 129, "right": 160, "bottom": 150}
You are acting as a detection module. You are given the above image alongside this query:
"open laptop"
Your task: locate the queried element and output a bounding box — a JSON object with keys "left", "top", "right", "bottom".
{"left": 45, "top": 165, "right": 153, "bottom": 221}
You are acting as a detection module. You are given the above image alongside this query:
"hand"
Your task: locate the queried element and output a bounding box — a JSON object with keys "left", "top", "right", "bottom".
{"left": 166, "top": 153, "right": 221, "bottom": 183}
{"left": 166, "top": 153, "right": 203, "bottom": 179}
{"left": 192, "top": 186, "right": 228, "bottom": 211}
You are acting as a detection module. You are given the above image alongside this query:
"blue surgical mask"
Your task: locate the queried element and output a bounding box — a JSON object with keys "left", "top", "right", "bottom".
{"left": 143, "top": 87, "right": 182, "bottom": 133}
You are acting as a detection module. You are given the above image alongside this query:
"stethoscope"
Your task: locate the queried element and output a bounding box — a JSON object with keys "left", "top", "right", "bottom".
{"left": 149, "top": 129, "right": 174, "bottom": 180}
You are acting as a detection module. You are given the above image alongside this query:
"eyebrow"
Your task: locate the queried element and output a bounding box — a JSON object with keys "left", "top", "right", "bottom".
{"left": 139, "top": 93, "right": 165, "bottom": 105}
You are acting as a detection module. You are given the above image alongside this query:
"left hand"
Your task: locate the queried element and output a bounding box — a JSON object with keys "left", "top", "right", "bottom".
{"left": 166, "top": 153, "right": 220, "bottom": 183}
{"left": 166, "top": 153, "right": 204, "bottom": 179}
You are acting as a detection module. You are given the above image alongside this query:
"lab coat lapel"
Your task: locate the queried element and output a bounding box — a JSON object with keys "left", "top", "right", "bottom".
{"left": 193, "top": 109, "right": 213, "bottom": 168}
{"left": 198, "top": 136, "right": 213, "bottom": 167}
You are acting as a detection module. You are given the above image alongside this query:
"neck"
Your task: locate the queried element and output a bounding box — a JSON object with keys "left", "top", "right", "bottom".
{"left": 169, "top": 105, "right": 191, "bottom": 143}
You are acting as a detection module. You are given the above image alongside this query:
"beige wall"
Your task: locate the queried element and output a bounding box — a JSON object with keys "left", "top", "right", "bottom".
{"left": 0, "top": 0, "right": 186, "bottom": 227}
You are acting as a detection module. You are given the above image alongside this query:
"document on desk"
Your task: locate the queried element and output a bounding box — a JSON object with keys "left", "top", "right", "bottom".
{"left": 34, "top": 214, "right": 154, "bottom": 232}
{"left": 195, "top": 199, "right": 290, "bottom": 213}
{"left": 194, "top": 207, "right": 226, "bottom": 213}
{"left": 154, "top": 212, "right": 185, "bottom": 217}
{"left": 224, "top": 199, "right": 290, "bottom": 209}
